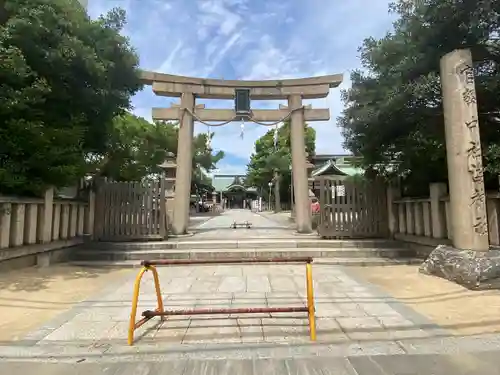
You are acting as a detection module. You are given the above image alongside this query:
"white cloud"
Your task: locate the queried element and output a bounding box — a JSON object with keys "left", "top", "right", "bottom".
{"left": 158, "top": 40, "right": 184, "bottom": 73}
{"left": 88, "top": 0, "right": 396, "bottom": 174}
{"left": 210, "top": 162, "right": 247, "bottom": 176}
{"left": 203, "top": 32, "right": 242, "bottom": 76}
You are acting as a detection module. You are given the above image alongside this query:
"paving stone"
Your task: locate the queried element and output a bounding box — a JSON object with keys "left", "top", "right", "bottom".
{"left": 231, "top": 293, "right": 267, "bottom": 317}
{"left": 361, "top": 302, "right": 401, "bottom": 317}
{"left": 184, "top": 359, "right": 255, "bottom": 375}
{"left": 266, "top": 291, "right": 304, "bottom": 314}
{"left": 315, "top": 301, "right": 345, "bottom": 318}
{"left": 190, "top": 276, "right": 222, "bottom": 293}
{"left": 269, "top": 275, "right": 297, "bottom": 292}
{"left": 252, "top": 358, "right": 288, "bottom": 374}
{"left": 165, "top": 294, "right": 198, "bottom": 309}
{"left": 118, "top": 361, "right": 188, "bottom": 375}
{"left": 182, "top": 317, "right": 241, "bottom": 344}
{"left": 348, "top": 356, "right": 388, "bottom": 375}
{"left": 107, "top": 319, "right": 160, "bottom": 343}
{"left": 372, "top": 352, "right": 496, "bottom": 375}
{"left": 152, "top": 316, "right": 190, "bottom": 344}
{"left": 316, "top": 317, "right": 349, "bottom": 342}
{"left": 167, "top": 277, "right": 196, "bottom": 293}
{"left": 237, "top": 317, "right": 264, "bottom": 343}
{"left": 336, "top": 302, "right": 369, "bottom": 318}
{"left": 41, "top": 320, "right": 118, "bottom": 343}
{"left": 194, "top": 293, "right": 233, "bottom": 308}
{"left": 290, "top": 357, "right": 359, "bottom": 374}
{"left": 246, "top": 275, "right": 271, "bottom": 292}
{"left": 71, "top": 307, "right": 131, "bottom": 323}
{"left": 377, "top": 315, "right": 430, "bottom": 340}
{"left": 262, "top": 317, "right": 310, "bottom": 343}
{"left": 157, "top": 267, "right": 195, "bottom": 279}
{"left": 336, "top": 316, "right": 391, "bottom": 341}
{"left": 218, "top": 276, "right": 246, "bottom": 292}
{"left": 213, "top": 265, "right": 243, "bottom": 276}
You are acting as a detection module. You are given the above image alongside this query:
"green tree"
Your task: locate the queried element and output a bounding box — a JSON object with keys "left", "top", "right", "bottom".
{"left": 338, "top": 0, "right": 500, "bottom": 195}
{"left": 93, "top": 114, "right": 224, "bottom": 194}
{"left": 0, "top": 0, "right": 142, "bottom": 195}
{"left": 246, "top": 120, "right": 316, "bottom": 209}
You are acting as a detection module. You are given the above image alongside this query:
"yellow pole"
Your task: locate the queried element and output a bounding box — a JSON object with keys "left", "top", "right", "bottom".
{"left": 128, "top": 267, "right": 147, "bottom": 346}
{"left": 150, "top": 265, "right": 165, "bottom": 320}
{"left": 306, "top": 262, "right": 317, "bottom": 341}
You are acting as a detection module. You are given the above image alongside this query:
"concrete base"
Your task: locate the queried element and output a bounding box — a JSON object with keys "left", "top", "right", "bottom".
{"left": 36, "top": 252, "right": 51, "bottom": 267}
{"left": 168, "top": 232, "right": 195, "bottom": 238}
{"left": 292, "top": 231, "right": 319, "bottom": 237}
{"left": 419, "top": 245, "right": 500, "bottom": 290}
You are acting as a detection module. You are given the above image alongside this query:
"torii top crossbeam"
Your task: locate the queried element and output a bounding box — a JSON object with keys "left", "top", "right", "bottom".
{"left": 140, "top": 71, "right": 343, "bottom": 122}
{"left": 140, "top": 71, "right": 343, "bottom": 100}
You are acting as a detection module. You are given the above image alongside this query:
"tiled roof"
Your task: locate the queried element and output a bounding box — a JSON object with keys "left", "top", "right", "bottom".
{"left": 311, "top": 159, "right": 364, "bottom": 177}
{"left": 212, "top": 175, "right": 258, "bottom": 192}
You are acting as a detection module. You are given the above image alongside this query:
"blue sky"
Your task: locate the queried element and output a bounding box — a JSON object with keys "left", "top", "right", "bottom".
{"left": 88, "top": 0, "right": 396, "bottom": 175}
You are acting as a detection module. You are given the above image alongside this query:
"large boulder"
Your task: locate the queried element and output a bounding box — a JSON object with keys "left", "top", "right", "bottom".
{"left": 420, "top": 245, "right": 500, "bottom": 290}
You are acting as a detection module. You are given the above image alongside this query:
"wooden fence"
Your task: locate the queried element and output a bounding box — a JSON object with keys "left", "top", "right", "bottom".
{"left": 93, "top": 179, "right": 167, "bottom": 241}
{"left": 317, "top": 177, "right": 388, "bottom": 239}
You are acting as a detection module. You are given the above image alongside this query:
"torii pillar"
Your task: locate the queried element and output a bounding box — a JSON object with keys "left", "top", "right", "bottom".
{"left": 171, "top": 93, "right": 195, "bottom": 235}
{"left": 289, "top": 94, "right": 312, "bottom": 233}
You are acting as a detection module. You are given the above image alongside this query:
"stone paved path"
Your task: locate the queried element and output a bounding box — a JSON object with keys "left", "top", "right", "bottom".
{"left": 4, "top": 261, "right": 500, "bottom": 373}
{"left": 3, "top": 352, "right": 500, "bottom": 374}
{"left": 190, "top": 209, "right": 295, "bottom": 239}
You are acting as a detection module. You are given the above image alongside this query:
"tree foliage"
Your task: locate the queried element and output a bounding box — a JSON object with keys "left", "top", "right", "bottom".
{"left": 246, "top": 121, "right": 315, "bottom": 201}
{"left": 91, "top": 113, "right": 224, "bottom": 193}
{"left": 0, "top": 0, "right": 142, "bottom": 195}
{"left": 338, "top": 0, "right": 500, "bottom": 195}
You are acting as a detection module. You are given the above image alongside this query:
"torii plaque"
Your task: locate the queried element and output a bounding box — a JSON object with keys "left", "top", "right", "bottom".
{"left": 140, "top": 72, "right": 343, "bottom": 235}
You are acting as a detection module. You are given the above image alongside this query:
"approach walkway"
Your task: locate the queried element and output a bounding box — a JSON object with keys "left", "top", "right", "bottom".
{"left": 188, "top": 209, "right": 296, "bottom": 239}
{"left": 3, "top": 261, "right": 500, "bottom": 373}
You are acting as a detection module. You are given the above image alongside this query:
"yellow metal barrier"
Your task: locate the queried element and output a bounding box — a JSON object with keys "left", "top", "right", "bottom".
{"left": 128, "top": 258, "right": 316, "bottom": 345}
{"left": 306, "top": 262, "right": 317, "bottom": 341}
{"left": 127, "top": 265, "right": 164, "bottom": 346}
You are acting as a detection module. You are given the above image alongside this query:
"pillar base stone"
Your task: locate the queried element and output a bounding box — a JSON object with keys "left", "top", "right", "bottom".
{"left": 168, "top": 232, "right": 195, "bottom": 238}
{"left": 420, "top": 245, "right": 500, "bottom": 290}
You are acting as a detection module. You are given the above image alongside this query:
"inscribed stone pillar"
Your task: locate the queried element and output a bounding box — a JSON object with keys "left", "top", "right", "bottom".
{"left": 171, "top": 92, "right": 195, "bottom": 235}
{"left": 289, "top": 94, "right": 312, "bottom": 233}
{"left": 440, "top": 49, "right": 489, "bottom": 251}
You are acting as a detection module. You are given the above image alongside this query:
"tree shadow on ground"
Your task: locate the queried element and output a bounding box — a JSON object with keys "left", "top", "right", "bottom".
{"left": 0, "top": 264, "right": 116, "bottom": 292}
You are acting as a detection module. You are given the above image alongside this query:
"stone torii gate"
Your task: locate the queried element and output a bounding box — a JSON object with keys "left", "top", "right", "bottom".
{"left": 140, "top": 72, "right": 343, "bottom": 235}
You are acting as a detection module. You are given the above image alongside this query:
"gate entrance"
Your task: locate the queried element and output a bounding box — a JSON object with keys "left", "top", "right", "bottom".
{"left": 94, "top": 179, "right": 167, "bottom": 241}
{"left": 140, "top": 71, "right": 343, "bottom": 235}
{"left": 317, "top": 177, "right": 387, "bottom": 239}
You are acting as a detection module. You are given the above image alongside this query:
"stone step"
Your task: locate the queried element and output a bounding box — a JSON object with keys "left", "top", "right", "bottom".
{"left": 87, "top": 238, "right": 406, "bottom": 251}
{"left": 70, "top": 254, "right": 420, "bottom": 268}
{"left": 76, "top": 246, "right": 417, "bottom": 262}
{"left": 72, "top": 247, "right": 415, "bottom": 262}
